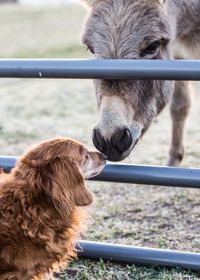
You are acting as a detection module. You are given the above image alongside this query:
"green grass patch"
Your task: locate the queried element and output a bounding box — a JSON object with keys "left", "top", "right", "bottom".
{"left": 56, "top": 260, "right": 200, "bottom": 280}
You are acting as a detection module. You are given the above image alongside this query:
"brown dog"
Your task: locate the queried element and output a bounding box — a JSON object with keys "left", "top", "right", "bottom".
{"left": 0, "top": 137, "right": 106, "bottom": 280}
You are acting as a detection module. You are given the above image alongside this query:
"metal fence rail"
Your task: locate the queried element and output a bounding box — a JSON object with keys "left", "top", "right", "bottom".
{"left": 1, "top": 58, "right": 200, "bottom": 270}
{"left": 77, "top": 241, "right": 200, "bottom": 270}
{"left": 1, "top": 155, "right": 200, "bottom": 270}
{"left": 1, "top": 156, "right": 200, "bottom": 188}
{"left": 0, "top": 59, "right": 200, "bottom": 80}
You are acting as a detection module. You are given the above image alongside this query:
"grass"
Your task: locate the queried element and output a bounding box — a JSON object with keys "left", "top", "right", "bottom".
{"left": 0, "top": 4, "right": 90, "bottom": 58}
{"left": 56, "top": 261, "right": 200, "bottom": 280}
{"left": 12, "top": 44, "right": 89, "bottom": 58}
{"left": 0, "top": 3, "right": 200, "bottom": 280}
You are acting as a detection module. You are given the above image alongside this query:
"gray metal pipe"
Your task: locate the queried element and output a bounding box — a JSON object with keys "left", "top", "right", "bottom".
{"left": 94, "top": 163, "right": 200, "bottom": 188}
{"left": 1, "top": 156, "right": 200, "bottom": 188}
{"left": 0, "top": 59, "right": 200, "bottom": 80}
{"left": 0, "top": 156, "right": 17, "bottom": 172}
{"left": 78, "top": 241, "right": 200, "bottom": 270}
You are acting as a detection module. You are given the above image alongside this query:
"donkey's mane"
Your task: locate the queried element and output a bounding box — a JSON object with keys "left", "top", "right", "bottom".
{"left": 82, "top": 0, "right": 164, "bottom": 6}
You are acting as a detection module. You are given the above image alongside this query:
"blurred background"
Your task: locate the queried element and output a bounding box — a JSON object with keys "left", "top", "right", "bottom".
{"left": 0, "top": 1, "right": 200, "bottom": 279}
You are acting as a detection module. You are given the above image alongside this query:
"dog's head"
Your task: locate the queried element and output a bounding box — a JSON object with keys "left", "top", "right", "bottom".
{"left": 15, "top": 138, "right": 106, "bottom": 209}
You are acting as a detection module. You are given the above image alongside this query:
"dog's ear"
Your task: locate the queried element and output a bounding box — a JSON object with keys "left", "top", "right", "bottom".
{"left": 20, "top": 156, "right": 93, "bottom": 208}
{"left": 68, "top": 160, "right": 94, "bottom": 206}
{"left": 49, "top": 158, "right": 93, "bottom": 207}
{"left": 20, "top": 157, "right": 52, "bottom": 169}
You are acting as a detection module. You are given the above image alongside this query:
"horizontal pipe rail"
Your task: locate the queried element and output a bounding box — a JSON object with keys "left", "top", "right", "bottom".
{"left": 0, "top": 59, "right": 200, "bottom": 80}
{"left": 2, "top": 59, "right": 200, "bottom": 271}
{"left": 78, "top": 241, "right": 200, "bottom": 270}
{"left": 1, "top": 156, "right": 200, "bottom": 188}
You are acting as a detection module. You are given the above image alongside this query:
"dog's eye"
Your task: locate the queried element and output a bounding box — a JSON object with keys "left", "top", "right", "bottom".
{"left": 85, "top": 154, "right": 89, "bottom": 160}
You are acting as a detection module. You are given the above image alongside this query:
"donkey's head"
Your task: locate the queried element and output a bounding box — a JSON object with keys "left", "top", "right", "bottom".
{"left": 81, "top": 0, "right": 175, "bottom": 161}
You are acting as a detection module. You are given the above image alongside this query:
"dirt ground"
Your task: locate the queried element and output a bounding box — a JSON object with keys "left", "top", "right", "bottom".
{"left": 0, "top": 3, "right": 200, "bottom": 280}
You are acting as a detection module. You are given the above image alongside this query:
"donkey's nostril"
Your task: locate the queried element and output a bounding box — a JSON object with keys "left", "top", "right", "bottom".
{"left": 92, "top": 129, "right": 107, "bottom": 154}
{"left": 93, "top": 128, "right": 133, "bottom": 161}
{"left": 111, "top": 128, "right": 132, "bottom": 154}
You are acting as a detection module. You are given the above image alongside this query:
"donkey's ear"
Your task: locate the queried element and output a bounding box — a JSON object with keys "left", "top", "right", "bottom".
{"left": 80, "top": 0, "right": 97, "bottom": 7}
{"left": 158, "top": 0, "right": 166, "bottom": 4}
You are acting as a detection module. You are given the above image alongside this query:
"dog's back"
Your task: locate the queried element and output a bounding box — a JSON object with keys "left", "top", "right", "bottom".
{"left": 0, "top": 175, "right": 67, "bottom": 279}
{"left": 0, "top": 175, "right": 25, "bottom": 278}
{"left": 0, "top": 178, "right": 17, "bottom": 278}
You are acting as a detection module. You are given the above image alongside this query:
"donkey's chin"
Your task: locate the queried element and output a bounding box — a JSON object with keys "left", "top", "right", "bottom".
{"left": 107, "top": 152, "right": 130, "bottom": 162}
{"left": 107, "top": 139, "right": 138, "bottom": 162}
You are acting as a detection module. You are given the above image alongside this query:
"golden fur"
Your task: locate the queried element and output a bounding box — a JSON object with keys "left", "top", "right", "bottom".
{"left": 0, "top": 137, "right": 105, "bottom": 280}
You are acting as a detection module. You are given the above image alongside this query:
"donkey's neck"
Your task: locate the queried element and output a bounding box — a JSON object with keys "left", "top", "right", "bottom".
{"left": 170, "top": 0, "right": 200, "bottom": 58}
{"left": 171, "top": 0, "right": 200, "bottom": 37}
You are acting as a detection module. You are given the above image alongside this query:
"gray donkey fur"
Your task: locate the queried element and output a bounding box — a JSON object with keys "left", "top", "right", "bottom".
{"left": 81, "top": 0, "right": 200, "bottom": 165}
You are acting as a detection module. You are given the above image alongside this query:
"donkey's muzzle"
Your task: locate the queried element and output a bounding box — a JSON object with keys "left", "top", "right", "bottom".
{"left": 92, "top": 127, "right": 133, "bottom": 161}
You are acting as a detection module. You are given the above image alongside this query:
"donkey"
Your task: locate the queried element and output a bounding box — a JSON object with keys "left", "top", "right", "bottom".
{"left": 80, "top": 0, "right": 200, "bottom": 165}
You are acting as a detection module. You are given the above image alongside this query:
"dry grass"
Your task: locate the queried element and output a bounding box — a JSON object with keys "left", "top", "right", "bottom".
{"left": 0, "top": 3, "right": 200, "bottom": 279}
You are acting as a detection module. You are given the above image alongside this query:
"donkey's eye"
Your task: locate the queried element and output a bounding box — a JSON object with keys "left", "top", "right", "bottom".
{"left": 142, "top": 40, "right": 161, "bottom": 56}
{"left": 87, "top": 45, "right": 95, "bottom": 54}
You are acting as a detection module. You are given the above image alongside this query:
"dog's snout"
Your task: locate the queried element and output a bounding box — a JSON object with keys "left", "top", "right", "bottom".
{"left": 82, "top": 150, "right": 106, "bottom": 179}
{"left": 90, "top": 151, "right": 107, "bottom": 164}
